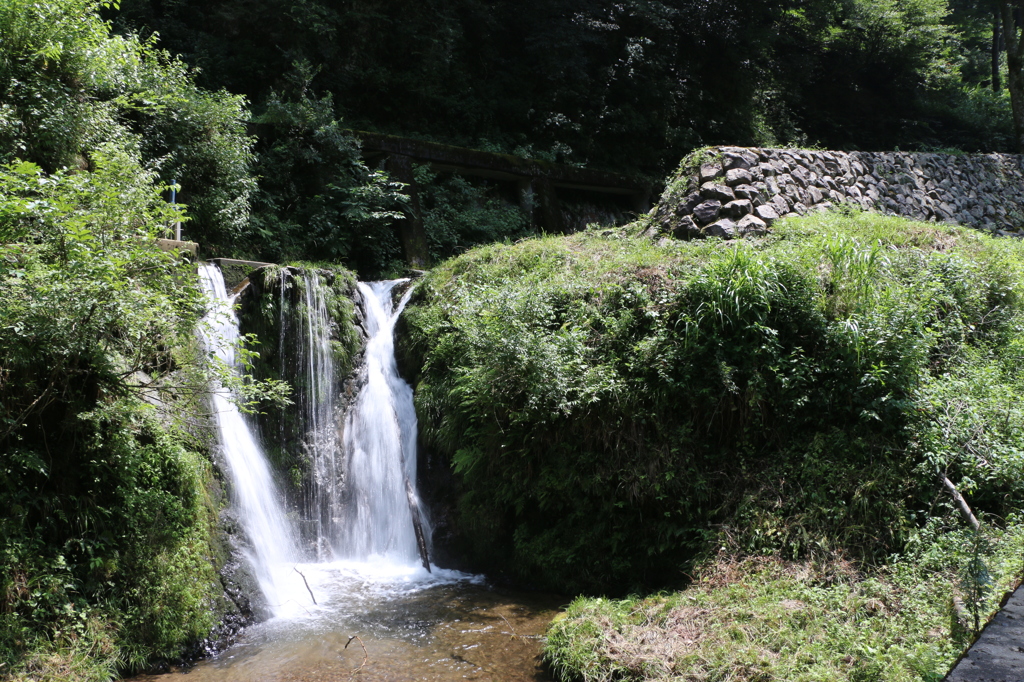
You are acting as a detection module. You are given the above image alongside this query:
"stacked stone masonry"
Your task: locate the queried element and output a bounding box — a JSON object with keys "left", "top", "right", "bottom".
{"left": 652, "top": 146, "right": 1024, "bottom": 239}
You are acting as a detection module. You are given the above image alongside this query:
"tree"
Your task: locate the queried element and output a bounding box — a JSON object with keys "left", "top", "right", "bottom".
{"left": 999, "top": 0, "right": 1024, "bottom": 150}
{"left": 0, "top": 0, "right": 256, "bottom": 252}
{"left": 248, "top": 63, "right": 408, "bottom": 274}
{"left": 0, "top": 2, "right": 274, "bottom": 674}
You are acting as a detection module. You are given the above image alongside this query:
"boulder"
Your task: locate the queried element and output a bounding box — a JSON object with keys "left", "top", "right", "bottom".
{"left": 791, "top": 166, "right": 810, "bottom": 188}
{"left": 723, "top": 150, "right": 757, "bottom": 170}
{"left": 771, "top": 194, "right": 790, "bottom": 215}
{"left": 725, "top": 168, "right": 753, "bottom": 187}
{"left": 733, "top": 184, "right": 763, "bottom": 205}
{"left": 700, "top": 182, "right": 736, "bottom": 203}
{"left": 680, "top": 192, "right": 703, "bottom": 213}
{"left": 754, "top": 204, "right": 780, "bottom": 225}
{"left": 674, "top": 214, "right": 701, "bottom": 239}
{"left": 722, "top": 199, "right": 753, "bottom": 219}
{"left": 732, "top": 183, "right": 754, "bottom": 198}
{"left": 704, "top": 218, "right": 737, "bottom": 238}
{"left": 699, "top": 163, "right": 723, "bottom": 183}
{"left": 737, "top": 214, "right": 768, "bottom": 235}
{"left": 693, "top": 200, "right": 722, "bottom": 225}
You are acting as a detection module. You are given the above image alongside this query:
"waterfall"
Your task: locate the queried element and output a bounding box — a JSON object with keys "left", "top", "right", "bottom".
{"left": 198, "top": 263, "right": 298, "bottom": 610}
{"left": 200, "top": 264, "right": 433, "bottom": 621}
{"left": 295, "top": 272, "right": 341, "bottom": 560}
{"left": 337, "top": 280, "right": 431, "bottom": 567}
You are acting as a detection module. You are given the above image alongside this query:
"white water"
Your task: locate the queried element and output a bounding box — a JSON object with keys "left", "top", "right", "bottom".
{"left": 295, "top": 272, "right": 341, "bottom": 560}
{"left": 198, "top": 264, "right": 298, "bottom": 613}
{"left": 132, "top": 269, "right": 556, "bottom": 682}
{"left": 199, "top": 268, "right": 447, "bottom": 630}
{"left": 336, "top": 280, "right": 430, "bottom": 564}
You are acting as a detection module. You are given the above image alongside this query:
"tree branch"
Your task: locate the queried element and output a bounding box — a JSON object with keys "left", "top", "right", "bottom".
{"left": 293, "top": 566, "right": 317, "bottom": 605}
{"left": 939, "top": 474, "right": 981, "bottom": 532}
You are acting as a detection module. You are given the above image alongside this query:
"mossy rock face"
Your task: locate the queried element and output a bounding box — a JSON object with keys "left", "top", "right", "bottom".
{"left": 218, "top": 262, "right": 256, "bottom": 291}
{"left": 236, "top": 264, "right": 365, "bottom": 523}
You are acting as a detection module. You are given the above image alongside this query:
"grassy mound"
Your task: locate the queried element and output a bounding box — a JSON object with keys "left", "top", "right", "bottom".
{"left": 399, "top": 210, "right": 1024, "bottom": 599}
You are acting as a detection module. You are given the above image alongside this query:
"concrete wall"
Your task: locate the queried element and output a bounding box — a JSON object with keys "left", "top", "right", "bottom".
{"left": 651, "top": 147, "right": 1024, "bottom": 239}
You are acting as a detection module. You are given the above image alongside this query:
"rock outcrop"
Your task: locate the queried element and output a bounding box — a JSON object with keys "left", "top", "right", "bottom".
{"left": 651, "top": 147, "right": 1024, "bottom": 239}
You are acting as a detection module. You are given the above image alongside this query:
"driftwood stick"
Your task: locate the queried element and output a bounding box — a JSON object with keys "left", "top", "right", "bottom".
{"left": 940, "top": 474, "right": 981, "bottom": 531}
{"left": 345, "top": 635, "right": 369, "bottom": 675}
{"left": 293, "top": 566, "right": 317, "bottom": 605}
{"left": 498, "top": 614, "right": 519, "bottom": 640}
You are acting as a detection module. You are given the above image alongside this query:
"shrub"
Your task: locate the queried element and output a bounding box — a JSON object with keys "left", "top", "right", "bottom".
{"left": 0, "top": 148, "right": 225, "bottom": 677}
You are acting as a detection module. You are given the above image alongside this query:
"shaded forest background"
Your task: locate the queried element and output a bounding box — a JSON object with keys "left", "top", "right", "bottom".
{"left": 100, "top": 0, "right": 1022, "bottom": 268}
{"left": 111, "top": 0, "right": 1015, "bottom": 172}
{"left": 0, "top": 0, "right": 1018, "bottom": 272}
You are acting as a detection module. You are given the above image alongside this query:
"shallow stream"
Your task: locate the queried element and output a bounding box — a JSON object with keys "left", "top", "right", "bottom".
{"left": 134, "top": 560, "right": 561, "bottom": 682}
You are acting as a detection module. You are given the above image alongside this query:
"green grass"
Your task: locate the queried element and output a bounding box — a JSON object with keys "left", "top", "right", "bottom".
{"left": 546, "top": 518, "right": 1024, "bottom": 682}
{"left": 524, "top": 211, "right": 1024, "bottom": 680}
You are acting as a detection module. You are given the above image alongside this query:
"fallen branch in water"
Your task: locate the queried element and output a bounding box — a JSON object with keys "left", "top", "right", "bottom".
{"left": 294, "top": 566, "right": 317, "bottom": 605}
{"left": 265, "top": 599, "right": 311, "bottom": 616}
{"left": 345, "top": 635, "right": 368, "bottom": 676}
{"left": 498, "top": 614, "right": 519, "bottom": 640}
{"left": 495, "top": 613, "right": 545, "bottom": 640}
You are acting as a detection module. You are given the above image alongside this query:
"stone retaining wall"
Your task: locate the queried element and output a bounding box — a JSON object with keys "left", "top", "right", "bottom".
{"left": 651, "top": 147, "right": 1024, "bottom": 239}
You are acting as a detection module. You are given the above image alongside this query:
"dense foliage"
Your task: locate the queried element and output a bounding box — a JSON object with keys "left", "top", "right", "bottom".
{"left": 0, "top": 0, "right": 255, "bottom": 253}
{"left": 245, "top": 67, "right": 409, "bottom": 272}
{"left": 0, "top": 2, "right": 266, "bottom": 678}
{"left": 414, "top": 166, "right": 534, "bottom": 265}
{"left": 398, "top": 212, "right": 1024, "bottom": 594}
{"left": 113, "top": 0, "right": 1016, "bottom": 178}
{"left": 0, "top": 151, "right": 226, "bottom": 679}
{"left": 0, "top": 0, "right": 412, "bottom": 272}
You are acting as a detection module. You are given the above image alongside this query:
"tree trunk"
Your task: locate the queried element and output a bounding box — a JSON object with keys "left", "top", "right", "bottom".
{"left": 939, "top": 474, "right": 981, "bottom": 531}
{"left": 1001, "top": 1, "right": 1024, "bottom": 152}
{"left": 384, "top": 153, "right": 431, "bottom": 269}
{"left": 994, "top": 8, "right": 1003, "bottom": 93}
{"left": 1009, "top": 53, "right": 1024, "bottom": 151}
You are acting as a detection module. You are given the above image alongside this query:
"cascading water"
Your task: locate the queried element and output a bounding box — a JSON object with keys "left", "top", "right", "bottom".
{"left": 262, "top": 272, "right": 430, "bottom": 567}
{"left": 135, "top": 270, "right": 559, "bottom": 682}
{"left": 337, "top": 280, "right": 431, "bottom": 567}
{"left": 294, "top": 272, "right": 341, "bottom": 560}
{"left": 198, "top": 263, "right": 298, "bottom": 611}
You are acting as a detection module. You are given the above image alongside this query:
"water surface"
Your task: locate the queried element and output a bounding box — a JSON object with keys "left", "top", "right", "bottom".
{"left": 136, "top": 561, "right": 560, "bottom": 682}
